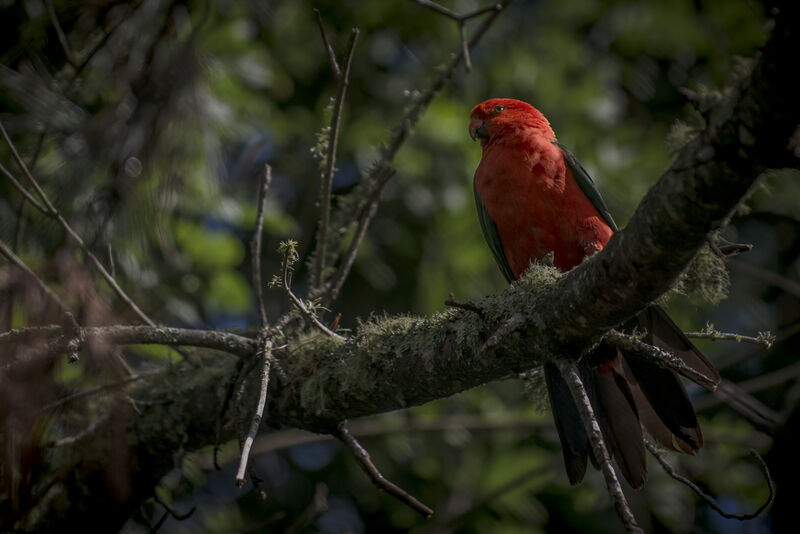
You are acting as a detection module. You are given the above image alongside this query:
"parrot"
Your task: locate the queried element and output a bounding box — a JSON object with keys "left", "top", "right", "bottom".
{"left": 468, "top": 98, "right": 720, "bottom": 488}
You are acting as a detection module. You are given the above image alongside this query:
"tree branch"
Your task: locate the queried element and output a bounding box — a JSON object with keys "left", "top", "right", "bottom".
{"left": 557, "top": 360, "right": 643, "bottom": 534}
{"left": 312, "top": 26, "right": 360, "bottom": 288}
{"left": 251, "top": 165, "right": 272, "bottom": 328}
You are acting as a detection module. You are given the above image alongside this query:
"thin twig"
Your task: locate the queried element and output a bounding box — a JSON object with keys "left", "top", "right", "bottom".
{"left": 44, "top": 0, "right": 76, "bottom": 66}
{"left": 312, "top": 27, "right": 360, "bottom": 288}
{"left": 313, "top": 9, "right": 342, "bottom": 79}
{"left": 459, "top": 22, "right": 472, "bottom": 72}
{"left": 280, "top": 242, "right": 344, "bottom": 340}
{"left": 47, "top": 414, "right": 110, "bottom": 447}
{"left": 107, "top": 243, "right": 116, "bottom": 280}
{"left": 26, "top": 0, "right": 142, "bottom": 169}
{"left": 35, "top": 372, "right": 157, "bottom": 415}
{"left": 317, "top": 1, "right": 510, "bottom": 303}
{"left": 335, "top": 422, "right": 434, "bottom": 518}
{"left": 0, "top": 119, "right": 154, "bottom": 326}
{"left": 322, "top": 168, "right": 394, "bottom": 304}
{"left": 154, "top": 493, "right": 196, "bottom": 521}
{"left": 411, "top": 0, "right": 502, "bottom": 72}
{"left": 251, "top": 165, "right": 272, "bottom": 328}
{"left": 685, "top": 328, "right": 774, "bottom": 349}
{"left": 0, "top": 162, "right": 49, "bottom": 215}
{"left": 556, "top": 360, "right": 644, "bottom": 534}
{"left": 412, "top": 0, "right": 460, "bottom": 20}
{"left": 0, "top": 324, "right": 258, "bottom": 365}
{"left": 0, "top": 238, "right": 74, "bottom": 320}
{"left": 235, "top": 339, "right": 273, "bottom": 487}
{"left": 646, "top": 441, "right": 774, "bottom": 520}
{"left": 605, "top": 330, "right": 719, "bottom": 390}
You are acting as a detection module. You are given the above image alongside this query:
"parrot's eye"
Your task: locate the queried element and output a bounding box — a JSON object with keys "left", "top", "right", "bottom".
{"left": 493, "top": 105, "right": 505, "bottom": 114}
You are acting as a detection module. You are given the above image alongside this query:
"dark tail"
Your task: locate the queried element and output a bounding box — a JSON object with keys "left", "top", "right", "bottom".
{"left": 545, "top": 305, "right": 721, "bottom": 488}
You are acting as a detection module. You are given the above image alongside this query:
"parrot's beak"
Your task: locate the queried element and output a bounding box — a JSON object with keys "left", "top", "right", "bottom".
{"left": 469, "top": 118, "right": 488, "bottom": 141}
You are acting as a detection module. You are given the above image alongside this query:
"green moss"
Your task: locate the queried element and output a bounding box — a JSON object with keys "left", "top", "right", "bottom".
{"left": 517, "top": 261, "right": 562, "bottom": 289}
{"left": 673, "top": 242, "right": 730, "bottom": 304}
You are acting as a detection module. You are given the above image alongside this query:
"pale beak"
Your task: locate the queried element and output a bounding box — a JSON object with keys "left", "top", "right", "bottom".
{"left": 469, "top": 118, "right": 488, "bottom": 141}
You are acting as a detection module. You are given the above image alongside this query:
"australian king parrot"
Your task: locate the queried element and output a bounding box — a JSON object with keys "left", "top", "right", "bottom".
{"left": 469, "top": 98, "right": 720, "bottom": 488}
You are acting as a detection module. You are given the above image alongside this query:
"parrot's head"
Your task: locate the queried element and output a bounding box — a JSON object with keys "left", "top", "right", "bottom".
{"left": 469, "top": 98, "right": 554, "bottom": 145}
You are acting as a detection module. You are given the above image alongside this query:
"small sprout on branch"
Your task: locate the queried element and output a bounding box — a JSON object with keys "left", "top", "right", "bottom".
{"left": 279, "top": 241, "right": 344, "bottom": 340}
{"left": 335, "top": 422, "right": 434, "bottom": 518}
{"left": 684, "top": 322, "right": 775, "bottom": 350}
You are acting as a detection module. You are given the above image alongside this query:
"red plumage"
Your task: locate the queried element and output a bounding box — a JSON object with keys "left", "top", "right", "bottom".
{"left": 469, "top": 98, "right": 720, "bottom": 489}
{"left": 470, "top": 99, "right": 613, "bottom": 273}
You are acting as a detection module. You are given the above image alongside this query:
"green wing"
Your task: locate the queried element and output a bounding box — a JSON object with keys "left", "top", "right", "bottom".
{"left": 556, "top": 142, "right": 618, "bottom": 232}
{"left": 474, "top": 179, "right": 516, "bottom": 282}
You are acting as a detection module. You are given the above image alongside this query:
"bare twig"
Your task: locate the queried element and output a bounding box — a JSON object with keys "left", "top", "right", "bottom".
{"left": 0, "top": 119, "right": 154, "bottom": 326}
{"left": 313, "top": 9, "right": 342, "bottom": 79}
{"left": 235, "top": 338, "right": 273, "bottom": 487}
{"left": 0, "top": 324, "right": 258, "bottom": 365}
{"left": 556, "top": 360, "right": 644, "bottom": 534}
{"left": 335, "top": 422, "right": 434, "bottom": 518}
{"left": 47, "top": 414, "right": 111, "bottom": 447}
{"left": 251, "top": 165, "right": 273, "bottom": 328}
{"left": 459, "top": 22, "right": 472, "bottom": 71}
{"left": 322, "top": 168, "right": 394, "bottom": 303}
{"left": 685, "top": 324, "right": 775, "bottom": 349}
{"left": 605, "top": 330, "right": 719, "bottom": 390}
{"left": 44, "top": 0, "right": 76, "bottom": 66}
{"left": 154, "top": 493, "right": 196, "bottom": 521}
{"left": 646, "top": 441, "right": 774, "bottom": 520}
{"left": 412, "top": 0, "right": 502, "bottom": 22}
{"left": 312, "top": 26, "right": 360, "bottom": 288}
{"left": 35, "top": 372, "right": 157, "bottom": 415}
{"left": 280, "top": 242, "right": 344, "bottom": 340}
{"left": 107, "top": 243, "right": 116, "bottom": 279}
{"left": 0, "top": 238, "right": 73, "bottom": 320}
{"left": 316, "top": 1, "right": 511, "bottom": 302}
{"left": 0, "top": 162, "right": 49, "bottom": 215}
{"left": 411, "top": 0, "right": 503, "bottom": 72}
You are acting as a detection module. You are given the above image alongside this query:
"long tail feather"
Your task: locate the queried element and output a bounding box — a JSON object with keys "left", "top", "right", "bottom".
{"left": 545, "top": 306, "right": 718, "bottom": 487}
{"left": 544, "top": 362, "right": 589, "bottom": 485}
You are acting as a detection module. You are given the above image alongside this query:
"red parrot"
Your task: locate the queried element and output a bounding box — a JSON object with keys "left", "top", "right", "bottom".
{"left": 469, "top": 98, "right": 720, "bottom": 488}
